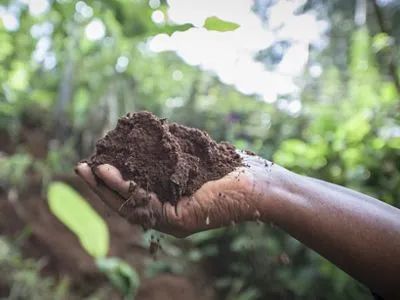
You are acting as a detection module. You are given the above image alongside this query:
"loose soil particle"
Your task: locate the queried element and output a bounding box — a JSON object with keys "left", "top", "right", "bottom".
{"left": 88, "top": 111, "right": 242, "bottom": 204}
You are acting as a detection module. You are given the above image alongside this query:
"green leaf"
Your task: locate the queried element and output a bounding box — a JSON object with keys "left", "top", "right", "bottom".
{"left": 48, "top": 182, "right": 109, "bottom": 258}
{"left": 97, "top": 257, "right": 140, "bottom": 297}
{"left": 158, "top": 23, "right": 194, "bottom": 35}
{"left": 203, "top": 16, "right": 240, "bottom": 32}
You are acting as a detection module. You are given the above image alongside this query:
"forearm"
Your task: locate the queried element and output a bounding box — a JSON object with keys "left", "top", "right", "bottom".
{"left": 256, "top": 163, "right": 400, "bottom": 298}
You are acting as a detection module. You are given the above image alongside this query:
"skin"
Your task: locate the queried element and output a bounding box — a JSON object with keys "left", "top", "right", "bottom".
{"left": 75, "top": 153, "right": 400, "bottom": 299}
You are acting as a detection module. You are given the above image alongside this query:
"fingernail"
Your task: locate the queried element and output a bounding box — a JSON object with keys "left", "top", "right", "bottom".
{"left": 74, "top": 164, "right": 83, "bottom": 176}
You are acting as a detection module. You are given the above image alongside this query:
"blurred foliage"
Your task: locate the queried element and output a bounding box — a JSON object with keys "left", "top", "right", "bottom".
{"left": 0, "top": 236, "right": 70, "bottom": 300}
{"left": 96, "top": 257, "right": 140, "bottom": 300}
{"left": 0, "top": 236, "right": 121, "bottom": 300}
{"left": 47, "top": 181, "right": 110, "bottom": 258}
{"left": 0, "top": 153, "right": 32, "bottom": 188}
{"left": 0, "top": 0, "right": 399, "bottom": 299}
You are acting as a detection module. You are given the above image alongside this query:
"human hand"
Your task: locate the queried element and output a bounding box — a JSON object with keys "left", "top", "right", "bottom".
{"left": 75, "top": 154, "right": 272, "bottom": 238}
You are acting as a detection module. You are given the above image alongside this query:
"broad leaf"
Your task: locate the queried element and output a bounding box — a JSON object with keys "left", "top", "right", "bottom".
{"left": 203, "top": 16, "right": 240, "bottom": 32}
{"left": 48, "top": 182, "right": 109, "bottom": 258}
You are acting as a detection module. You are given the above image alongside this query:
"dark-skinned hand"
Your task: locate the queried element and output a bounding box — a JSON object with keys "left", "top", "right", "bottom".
{"left": 75, "top": 153, "right": 272, "bottom": 237}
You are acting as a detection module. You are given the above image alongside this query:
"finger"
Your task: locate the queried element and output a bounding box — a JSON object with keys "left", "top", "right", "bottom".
{"left": 95, "top": 163, "right": 158, "bottom": 207}
{"left": 76, "top": 163, "right": 164, "bottom": 231}
{"left": 94, "top": 164, "right": 131, "bottom": 198}
{"left": 75, "top": 163, "right": 126, "bottom": 213}
{"left": 75, "top": 162, "right": 97, "bottom": 187}
{"left": 94, "top": 164, "right": 167, "bottom": 209}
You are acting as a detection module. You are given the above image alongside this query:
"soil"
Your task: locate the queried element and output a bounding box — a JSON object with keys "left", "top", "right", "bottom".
{"left": 88, "top": 111, "right": 242, "bottom": 203}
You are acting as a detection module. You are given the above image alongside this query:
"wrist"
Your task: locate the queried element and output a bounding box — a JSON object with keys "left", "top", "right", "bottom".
{"left": 248, "top": 160, "right": 298, "bottom": 225}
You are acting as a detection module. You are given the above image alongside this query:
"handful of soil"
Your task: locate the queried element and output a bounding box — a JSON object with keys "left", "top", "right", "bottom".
{"left": 88, "top": 111, "right": 242, "bottom": 204}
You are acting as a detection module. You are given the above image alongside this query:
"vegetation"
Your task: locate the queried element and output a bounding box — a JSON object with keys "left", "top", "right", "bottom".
{"left": 0, "top": 0, "right": 399, "bottom": 299}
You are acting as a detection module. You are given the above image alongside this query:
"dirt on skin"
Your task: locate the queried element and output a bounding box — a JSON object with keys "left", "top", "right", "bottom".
{"left": 88, "top": 111, "right": 243, "bottom": 204}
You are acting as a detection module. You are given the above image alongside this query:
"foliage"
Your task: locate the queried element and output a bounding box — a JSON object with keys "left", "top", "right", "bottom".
{"left": 0, "top": 237, "right": 70, "bottom": 300}
{"left": 47, "top": 181, "right": 110, "bottom": 258}
{"left": 0, "top": 153, "right": 32, "bottom": 188}
{"left": 0, "top": 0, "right": 399, "bottom": 299}
{"left": 97, "top": 257, "right": 140, "bottom": 300}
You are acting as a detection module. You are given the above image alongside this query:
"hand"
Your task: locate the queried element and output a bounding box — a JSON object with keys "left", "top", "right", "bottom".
{"left": 75, "top": 154, "right": 272, "bottom": 238}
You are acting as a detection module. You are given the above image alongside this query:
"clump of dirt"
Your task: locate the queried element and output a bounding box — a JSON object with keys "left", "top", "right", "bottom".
{"left": 88, "top": 111, "right": 242, "bottom": 204}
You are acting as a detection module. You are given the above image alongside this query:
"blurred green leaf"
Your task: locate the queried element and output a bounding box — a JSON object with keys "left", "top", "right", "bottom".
{"left": 203, "top": 16, "right": 240, "bottom": 32}
{"left": 188, "top": 228, "right": 225, "bottom": 244}
{"left": 47, "top": 182, "right": 109, "bottom": 258}
{"left": 97, "top": 257, "right": 140, "bottom": 299}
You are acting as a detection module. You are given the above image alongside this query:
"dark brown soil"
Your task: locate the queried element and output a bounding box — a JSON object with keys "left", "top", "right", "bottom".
{"left": 88, "top": 111, "right": 242, "bottom": 203}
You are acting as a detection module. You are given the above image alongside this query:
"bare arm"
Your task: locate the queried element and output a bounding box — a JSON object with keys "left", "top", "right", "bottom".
{"left": 76, "top": 154, "right": 400, "bottom": 298}
{"left": 257, "top": 163, "right": 400, "bottom": 299}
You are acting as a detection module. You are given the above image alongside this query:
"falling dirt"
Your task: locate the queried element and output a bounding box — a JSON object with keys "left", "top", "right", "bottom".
{"left": 88, "top": 111, "right": 242, "bottom": 204}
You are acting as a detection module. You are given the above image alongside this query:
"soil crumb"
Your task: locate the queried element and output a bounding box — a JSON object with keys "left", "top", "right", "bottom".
{"left": 88, "top": 111, "right": 242, "bottom": 204}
